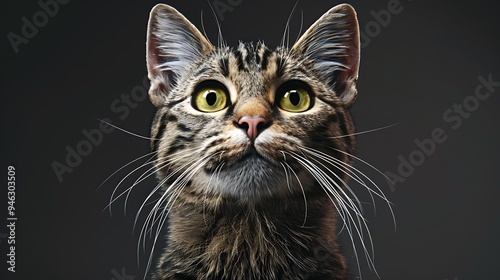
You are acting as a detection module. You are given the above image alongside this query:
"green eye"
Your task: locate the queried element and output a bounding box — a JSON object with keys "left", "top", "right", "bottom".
{"left": 276, "top": 83, "right": 312, "bottom": 112}
{"left": 193, "top": 84, "right": 228, "bottom": 112}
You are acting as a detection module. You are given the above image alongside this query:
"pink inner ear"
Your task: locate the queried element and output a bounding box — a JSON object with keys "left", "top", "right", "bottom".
{"left": 146, "top": 34, "right": 171, "bottom": 103}
{"left": 346, "top": 29, "right": 360, "bottom": 79}
{"left": 147, "top": 36, "right": 161, "bottom": 77}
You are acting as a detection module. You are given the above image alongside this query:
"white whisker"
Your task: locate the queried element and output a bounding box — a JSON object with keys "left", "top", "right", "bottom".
{"left": 134, "top": 149, "right": 202, "bottom": 230}
{"left": 206, "top": 0, "right": 225, "bottom": 48}
{"left": 125, "top": 148, "right": 202, "bottom": 213}
{"left": 328, "top": 123, "right": 399, "bottom": 139}
{"left": 298, "top": 145, "right": 397, "bottom": 274}
{"left": 96, "top": 118, "right": 161, "bottom": 141}
{"left": 199, "top": 10, "right": 212, "bottom": 46}
{"left": 329, "top": 147, "right": 397, "bottom": 230}
{"left": 137, "top": 151, "right": 224, "bottom": 277}
{"left": 286, "top": 150, "right": 380, "bottom": 278}
{"left": 106, "top": 158, "right": 161, "bottom": 216}
{"left": 280, "top": 156, "right": 308, "bottom": 227}
{"left": 294, "top": 9, "right": 304, "bottom": 46}
{"left": 98, "top": 150, "right": 158, "bottom": 190}
{"left": 299, "top": 146, "right": 374, "bottom": 211}
{"left": 280, "top": 0, "right": 300, "bottom": 48}
{"left": 286, "top": 151, "right": 364, "bottom": 276}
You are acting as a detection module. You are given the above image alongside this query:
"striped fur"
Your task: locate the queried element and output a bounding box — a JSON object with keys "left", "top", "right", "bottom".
{"left": 145, "top": 4, "right": 362, "bottom": 280}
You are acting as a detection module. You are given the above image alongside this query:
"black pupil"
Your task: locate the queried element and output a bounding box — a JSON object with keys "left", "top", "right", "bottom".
{"left": 206, "top": 91, "right": 217, "bottom": 106}
{"left": 289, "top": 90, "right": 301, "bottom": 106}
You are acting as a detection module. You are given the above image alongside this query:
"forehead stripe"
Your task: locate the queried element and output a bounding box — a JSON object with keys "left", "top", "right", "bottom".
{"left": 260, "top": 49, "right": 272, "bottom": 70}
{"left": 219, "top": 56, "right": 230, "bottom": 77}
{"left": 234, "top": 49, "right": 246, "bottom": 71}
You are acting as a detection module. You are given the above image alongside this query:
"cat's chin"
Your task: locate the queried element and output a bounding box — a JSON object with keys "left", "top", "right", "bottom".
{"left": 196, "top": 152, "right": 292, "bottom": 202}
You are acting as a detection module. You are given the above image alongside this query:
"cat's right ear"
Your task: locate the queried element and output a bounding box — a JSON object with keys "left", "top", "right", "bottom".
{"left": 291, "top": 4, "right": 360, "bottom": 107}
{"left": 147, "top": 4, "right": 213, "bottom": 107}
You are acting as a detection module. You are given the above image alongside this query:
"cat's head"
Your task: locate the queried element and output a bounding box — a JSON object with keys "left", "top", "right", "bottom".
{"left": 146, "top": 4, "right": 360, "bottom": 203}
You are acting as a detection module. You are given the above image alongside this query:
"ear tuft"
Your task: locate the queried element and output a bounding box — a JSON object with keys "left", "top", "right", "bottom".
{"left": 292, "top": 4, "right": 360, "bottom": 107}
{"left": 146, "top": 4, "right": 213, "bottom": 107}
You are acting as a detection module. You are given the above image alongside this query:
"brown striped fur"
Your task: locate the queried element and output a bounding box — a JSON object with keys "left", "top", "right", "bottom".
{"left": 145, "top": 3, "right": 362, "bottom": 279}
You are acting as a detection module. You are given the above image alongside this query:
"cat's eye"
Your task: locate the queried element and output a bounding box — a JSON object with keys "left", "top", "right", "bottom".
{"left": 192, "top": 82, "right": 229, "bottom": 112}
{"left": 275, "top": 82, "right": 313, "bottom": 112}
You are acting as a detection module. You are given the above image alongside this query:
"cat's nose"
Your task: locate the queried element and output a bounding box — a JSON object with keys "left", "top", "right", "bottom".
{"left": 237, "top": 116, "right": 268, "bottom": 140}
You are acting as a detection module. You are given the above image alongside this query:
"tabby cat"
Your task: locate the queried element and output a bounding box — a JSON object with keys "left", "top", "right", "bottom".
{"left": 144, "top": 3, "right": 368, "bottom": 279}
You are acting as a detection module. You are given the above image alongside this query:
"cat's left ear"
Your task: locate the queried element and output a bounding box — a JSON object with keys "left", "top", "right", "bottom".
{"left": 147, "top": 4, "right": 213, "bottom": 107}
{"left": 291, "top": 4, "right": 360, "bottom": 107}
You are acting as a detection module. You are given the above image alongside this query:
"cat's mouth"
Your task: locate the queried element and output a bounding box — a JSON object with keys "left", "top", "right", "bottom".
{"left": 238, "top": 147, "right": 262, "bottom": 161}
{"left": 232, "top": 146, "right": 273, "bottom": 167}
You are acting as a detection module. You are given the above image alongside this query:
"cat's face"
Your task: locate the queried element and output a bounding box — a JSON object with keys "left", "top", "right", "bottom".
{"left": 146, "top": 4, "right": 360, "bottom": 202}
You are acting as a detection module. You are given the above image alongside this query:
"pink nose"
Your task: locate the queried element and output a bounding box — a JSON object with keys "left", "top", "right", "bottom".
{"left": 237, "top": 116, "right": 268, "bottom": 140}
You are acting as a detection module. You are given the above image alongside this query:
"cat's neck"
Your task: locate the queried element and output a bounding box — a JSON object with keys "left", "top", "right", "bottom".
{"left": 155, "top": 189, "right": 349, "bottom": 279}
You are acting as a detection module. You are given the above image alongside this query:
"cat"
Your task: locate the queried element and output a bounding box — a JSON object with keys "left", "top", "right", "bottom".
{"left": 141, "top": 3, "right": 378, "bottom": 279}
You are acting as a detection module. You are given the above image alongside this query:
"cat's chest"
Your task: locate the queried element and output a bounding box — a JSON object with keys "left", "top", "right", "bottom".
{"left": 160, "top": 196, "right": 345, "bottom": 279}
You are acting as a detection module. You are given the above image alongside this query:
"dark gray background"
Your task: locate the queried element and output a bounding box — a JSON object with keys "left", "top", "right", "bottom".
{"left": 2, "top": 0, "right": 499, "bottom": 279}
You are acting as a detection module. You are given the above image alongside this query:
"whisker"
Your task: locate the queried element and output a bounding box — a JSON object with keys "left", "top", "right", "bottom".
{"left": 141, "top": 151, "right": 223, "bottom": 277}
{"left": 300, "top": 147, "right": 366, "bottom": 215}
{"left": 125, "top": 148, "right": 202, "bottom": 213}
{"left": 286, "top": 151, "right": 364, "bottom": 276}
{"left": 280, "top": 0, "right": 300, "bottom": 48}
{"left": 329, "top": 147, "right": 397, "bottom": 230}
{"left": 279, "top": 162, "right": 292, "bottom": 193}
{"left": 299, "top": 145, "right": 395, "bottom": 273}
{"left": 200, "top": 10, "right": 213, "bottom": 46}
{"left": 280, "top": 157, "right": 308, "bottom": 227}
{"left": 203, "top": 160, "right": 225, "bottom": 227}
{"left": 299, "top": 146, "right": 374, "bottom": 211}
{"left": 328, "top": 122, "right": 399, "bottom": 139}
{"left": 140, "top": 171, "right": 191, "bottom": 272}
{"left": 306, "top": 144, "right": 394, "bottom": 220}
{"left": 286, "top": 151, "right": 379, "bottom": 277}
{"left": 294, "top": 9, "right": 304, "bottom": 46}
{"left": 289, "top": 151, "right": 365, "bottom": 218}
{"left": 96, "top": 118, "right": 161, "bottom": 141}
{"left": 134, "top": 149, "right": 202, "bottom": 230}
{"left": 97, "top": 150, "right": 158, "bottom": 190}
{"left": 105, "top": 158, "right": 161, "bottom": 215}
{"left": 206, "top": 0, "right": 225, "bottom": 48}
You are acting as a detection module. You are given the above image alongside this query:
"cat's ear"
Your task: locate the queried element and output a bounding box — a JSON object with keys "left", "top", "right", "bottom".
{"left": 291, "top": 4, "right": 360, "bottom": 107}
{"left": 146, "top": 4, "right": 213, "bottom": 107}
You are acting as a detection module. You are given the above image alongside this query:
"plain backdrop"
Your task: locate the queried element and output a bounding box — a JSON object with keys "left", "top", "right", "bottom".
{"left": 2, "top": 0, "right": 499, "bottom": 279}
